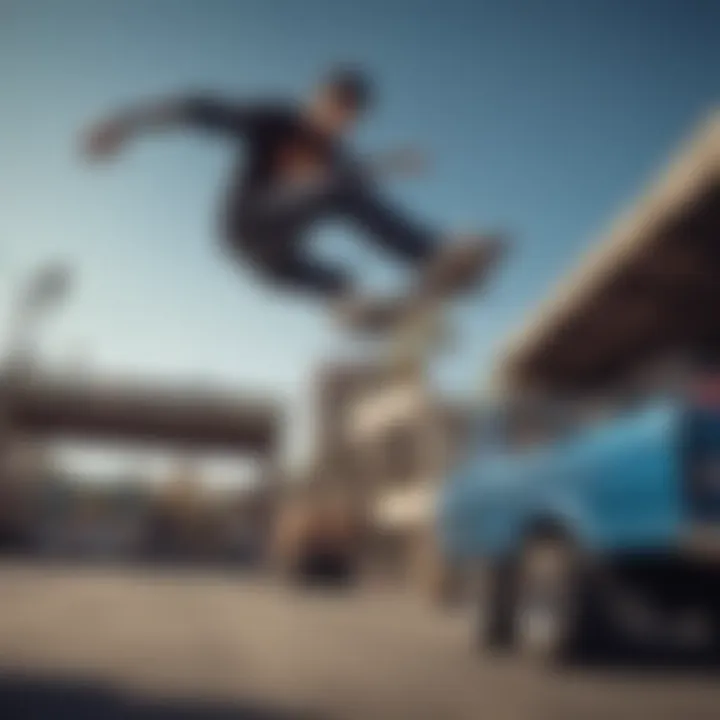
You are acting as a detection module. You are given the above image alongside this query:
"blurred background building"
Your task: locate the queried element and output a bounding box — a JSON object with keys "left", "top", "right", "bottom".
{"left": 0, "top": 372, "right": 281, "bottom": 563}
{"left": 297, "top": 359, "right": 472, "bottom": 591}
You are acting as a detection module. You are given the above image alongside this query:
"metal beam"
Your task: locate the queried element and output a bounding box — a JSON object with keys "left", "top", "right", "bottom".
{"left": 0, "top": 373, "right": 281, "bottom": 455}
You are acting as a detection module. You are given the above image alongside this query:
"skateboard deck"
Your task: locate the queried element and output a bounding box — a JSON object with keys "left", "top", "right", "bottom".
{"left": 344, "top": 234, "right": 509, "bottom": 371}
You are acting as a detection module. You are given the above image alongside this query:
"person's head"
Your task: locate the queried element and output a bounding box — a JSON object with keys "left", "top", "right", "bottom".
{"left": 306, "top": 66, "right": 374, "bottom": 136}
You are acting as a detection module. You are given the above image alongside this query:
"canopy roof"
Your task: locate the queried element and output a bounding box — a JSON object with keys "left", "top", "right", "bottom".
{"left": 496, "top": 111, "right": 720, "bottom": 394}
{"left": 0, "top": 372, "right": 281, "bottom": 455}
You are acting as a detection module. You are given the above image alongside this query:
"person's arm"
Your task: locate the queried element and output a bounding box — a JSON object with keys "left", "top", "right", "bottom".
{"left": 81, "top": 94, "right": 253, "bottom": 159}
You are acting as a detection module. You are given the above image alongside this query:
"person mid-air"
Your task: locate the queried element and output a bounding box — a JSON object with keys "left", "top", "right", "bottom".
{"left": 83, "top": 67, "right": 503, "bottom": 330}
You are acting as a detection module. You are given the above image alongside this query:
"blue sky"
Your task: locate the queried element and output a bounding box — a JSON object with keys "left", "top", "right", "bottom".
{"left": 1, "top": 0, "right": 718, "bottom": 469}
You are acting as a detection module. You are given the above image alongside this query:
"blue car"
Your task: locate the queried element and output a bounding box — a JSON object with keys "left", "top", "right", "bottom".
{"left": 439, "top": 392, "right": 720, "bottom": 663}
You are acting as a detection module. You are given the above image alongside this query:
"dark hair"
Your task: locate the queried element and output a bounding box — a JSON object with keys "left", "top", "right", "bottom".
{"left": 322, "top": 66, "right": 373, "bottom": 111}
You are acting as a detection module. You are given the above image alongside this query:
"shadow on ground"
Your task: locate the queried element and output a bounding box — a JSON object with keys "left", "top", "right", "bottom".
{"left": 569, "top": 645, "right": 720, "bottom": 680}
{"left": 0, "top": 672, "right": 326, "bottom": 720}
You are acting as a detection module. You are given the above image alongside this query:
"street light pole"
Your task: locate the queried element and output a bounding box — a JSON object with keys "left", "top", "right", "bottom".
{"left": 3, "top": 262, "right": 73, "bottom": 375}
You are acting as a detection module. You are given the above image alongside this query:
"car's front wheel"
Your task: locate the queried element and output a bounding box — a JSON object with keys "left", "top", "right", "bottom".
{"left": 514, "top": 535, "right": 611, "bottom": 665}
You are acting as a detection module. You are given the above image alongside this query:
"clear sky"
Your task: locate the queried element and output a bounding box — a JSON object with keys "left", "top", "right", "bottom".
{"left": 1, "top": 0, "right": 718, "bottom": 470}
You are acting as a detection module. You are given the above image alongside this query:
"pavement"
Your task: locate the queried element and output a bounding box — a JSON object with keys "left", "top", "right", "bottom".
{"left": 0, "top": 562, "right": 719, "bottom": 720}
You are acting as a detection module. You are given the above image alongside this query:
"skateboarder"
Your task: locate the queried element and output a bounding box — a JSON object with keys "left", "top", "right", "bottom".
{"left": 82, "top": 67, "right": 503, "bottom": 330}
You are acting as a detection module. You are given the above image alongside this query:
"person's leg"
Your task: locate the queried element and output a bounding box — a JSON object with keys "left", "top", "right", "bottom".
{"left": 335, "top": 179, "right": 440, "bottom": 266}
{"left": 334, "top": 178, "right": 507, "bottom": 298}
{"left": 260, "top": 248, "right": 351, "bottom": 298}
{"left": 225, "top": 207, "right": 352, "bottom": 299}
{"left": 225, "top": 215, "right": 413, "bottom": 329}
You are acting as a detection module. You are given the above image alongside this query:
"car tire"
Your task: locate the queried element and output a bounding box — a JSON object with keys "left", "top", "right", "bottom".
{"left": 515, "top": 535, "right": 611, "bottom": 665}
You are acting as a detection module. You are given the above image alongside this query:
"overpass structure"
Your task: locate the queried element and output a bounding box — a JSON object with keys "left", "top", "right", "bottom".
{"left": 0, "top": 372, "right": 282, "bottom": 456}
{"left": 494, "top": 110, "right": 720, "bottom": 396}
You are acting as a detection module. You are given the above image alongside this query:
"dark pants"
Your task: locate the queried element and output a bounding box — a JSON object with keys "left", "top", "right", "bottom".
{"left": 225, "top": 176, "right": 437, "bottom": 298}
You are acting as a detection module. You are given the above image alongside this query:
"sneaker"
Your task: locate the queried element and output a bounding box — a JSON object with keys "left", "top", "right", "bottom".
{"left": 420, "top": 232, "right": 508, "bottom": 297}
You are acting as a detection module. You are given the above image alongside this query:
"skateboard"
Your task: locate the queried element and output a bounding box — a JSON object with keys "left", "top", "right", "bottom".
{"left": 343, "top": 234, "right": 509, "bottom": 372}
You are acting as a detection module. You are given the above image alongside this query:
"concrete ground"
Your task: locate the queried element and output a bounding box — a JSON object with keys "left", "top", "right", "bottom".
{"left": 0, "top": 562, "right": 719, "bottom": 720}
